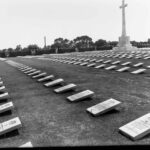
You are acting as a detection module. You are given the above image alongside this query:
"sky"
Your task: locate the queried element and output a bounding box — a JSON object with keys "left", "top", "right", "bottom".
{"left": 0, "top": 0, "right": 150, "bottom": 49}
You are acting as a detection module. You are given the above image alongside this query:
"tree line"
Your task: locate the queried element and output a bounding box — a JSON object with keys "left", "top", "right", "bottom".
{"left": 1, "top": 35, "right": 150, "bottom": 57}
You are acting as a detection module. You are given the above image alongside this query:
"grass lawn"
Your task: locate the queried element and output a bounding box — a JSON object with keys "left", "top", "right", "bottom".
{"left": 0, "top": 53, "right": 150, "bottom": 147}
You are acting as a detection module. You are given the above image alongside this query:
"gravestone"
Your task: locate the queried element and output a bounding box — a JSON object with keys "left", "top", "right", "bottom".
{"left": 111, "top": 61, "right": 121, "bottom": 65}
{"left": 105, "top": 65, "right": 117, "bottom": 70}
{"left": 117, "top": 67, "right": 130, "bottom": 72}
{"left": 0, "top": 92, "right": 9, "bottom": 100}
{"left": 133, "top": 62, "right": 144, "bottom": 67}
{"left": 121, "top": 62, "right": 131, "bottom": 66}
{"left": 103, "top": 60, "right": 112, "bottom": 64}
{"left": 131, "top": 69, "right": 146, "bottom": 74}
{"left": 44, "top": 79, "right": 64, "bottom": 87}
{"left": 0, "top": 86, "right": 6, "bottom": 92}
{"left": 89, "top": 59, "right": 96, "bottom": 62}
{"left": 20, "top": 141, "right": 33, "bottom": 147}
{"left": 28, "top": 70, "right": 41, "bottom": 76}
{"left": 20, "top": 67, "right": 32, "bottom": 72}
{"left": 0, "top": 117, "right": 22, "bottom": 136}
{"left": 73, "top": 62, "right": 82, "bottom": 65}
{"left": 54, "top": 83, "right": 77, "bottom": 93}
{"left": 67, "top": 90, "right": 94, "bottom": 102}
{"left": 86, "top": 98, "right": 121, "bottom": 116}
{"left": 119, "top": 113, "right": 150, "bottom": 140}
{"left": 38, "top": 75, "right": 54, "bottom": 82}
{"left": 87, "top": 63, "right": 96, "bottom": 67}
{"left": 80, "top": 62, "right": 89, "bottom": 66}
{"left": 95, "top": 59, "right": 103, "bottom": 63}
{"left": 0, "top": 102, "right": 14, "bottom": 113}
{"left": 95, "top": 64, "right": 106, "bottom": 69}
{"left": 24, "top": 69, "right": 37, "bottom": 74}
{"left": 32, "top": 72, "right": 47, "bottom": 79}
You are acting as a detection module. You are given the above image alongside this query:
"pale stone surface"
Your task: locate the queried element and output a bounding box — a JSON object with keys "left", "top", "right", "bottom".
{"left": 111, "top": 61, "right": 121, "bottom": 65}
{"left": 133, "top": 63, "right": 144, "bottom": 67}
{"left": 87, "top": 63, "right": 96, "bottom": 67}
{"left": 28, "top": 70, "right": 41, "bottom": 76}
{"left": 103, "top": 60, "right": 112, "bottom": 64}
{"left": 20, "top": 67, "right": 32, "bottom": 72}
{"left": 0, "top": 86, "right": 6, "bottom": 92}
{"left": 0, "top": 102, "right": 14, "bottom": 113}
{"left": 95, "top": 64, "right": 106, "bottom": 69}
{"left": 44, "top": 79, "right": 64, "bottom": 87}
{"left": 80, "top": 62, "right": 89, "bottom": 66}
{"left": 131, "top": 69, "right": 146, "bottom": 74}
{"left": 67, "top": 90, "right": 94, "bottom": 102}
{"left": 0, "top": 92, "right": 9, "bottom": 100}
{"left": 105, "top": 65, "right": 117, "bottom": 70}
{"left": 54, "top": 83, "right": 77, "bottom": 93}
{"left": 24, "top": 69, "right": 37, "bottom": 74}
{"left": 121, "top": 62, "right": 131, "bottom": 66}
{"left": 117, "top": 67, "right": 130, "bottom": 72}
{"left": 0, "top": 117, "right": 22, "bottom": 136}
{"left": 87, "top": 98, "right": 121, "bottom": 116}
{"left": 95, "top": 59, "right": 103, "bottom": 63}
{"left": 32, "top": 72, "right": 47, "bottom": 79}
{"left": 20, "top": 142, "right": 33, "bottom": 147}
{"left": 119, "top": 113, "right": 150, "bottom": 140}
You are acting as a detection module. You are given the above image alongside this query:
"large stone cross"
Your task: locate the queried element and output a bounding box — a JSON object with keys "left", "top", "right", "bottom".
{"left": 120, "top": 0, "right": 128, "bottom": 37}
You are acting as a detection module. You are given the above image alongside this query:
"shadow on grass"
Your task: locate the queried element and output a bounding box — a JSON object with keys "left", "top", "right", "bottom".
{"left": 0, "top": 99, "right": 8, "bottom": 103}
{"left": 0, "top": 110, "right": 12, "bottom": 117}
{"left": 0, "top": 129, "right": 19, "bottom": 140}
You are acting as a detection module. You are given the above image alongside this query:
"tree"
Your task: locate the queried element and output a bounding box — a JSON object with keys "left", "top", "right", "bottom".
{"left": 94, "top": 39, "right": 107, "bottom": 48}
{"left": 73, "top": 35, "right": 93, "bottom": 49}
{"left": 15, "top": 45, "right": 22, "bottom": 52}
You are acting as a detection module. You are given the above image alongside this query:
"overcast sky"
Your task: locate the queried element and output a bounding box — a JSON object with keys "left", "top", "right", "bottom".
{"left": 0, "top": 0, "right": 149, "bottom": 49}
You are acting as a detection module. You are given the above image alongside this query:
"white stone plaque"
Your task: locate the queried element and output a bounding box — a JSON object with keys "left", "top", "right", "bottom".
{"left": 74, "top": 62, "right": 82, "bottom": 65}
{"left": 0, "top": 102, "right": 14, "bottom": 113}
{"left": 95, "top": 59, "right": 103, "bottom": 63}
{"left": 20, "top": 141, "right": 33, "bottom": 147}
{"left": 37, "top": 75, "right": 54, "bottom": 82}
{"left": 0, "top": 92, "right": 9, "bottom": 100}
{"left": 117, "top": 67, "right": 130, "bottom": 72}
{"left": 105, "top": 65, "right": 117, "bottom": 70}
{"left": 28, "top": 70, "right": 41, "bottom": 76}
{"left": 119, "top": 113, "right": 150, "bottom": 140}
{"left": 80, "top": 62, "right": 89, "bottom": 66}
{"left": 103, "top": 60, "right": 112, "bottom": 64}
{"left": 44, "top": 79, "right": 64, "bottom": 87}
{"left": 21, "top": 67, "right": 32, "bottom": 72}
{"left": 24, "top": 69, "right": 37, "bottom": 74}
{"left": 121, "top": 62, "right": 131, "bottom": 66}
{"left": 87, "top": 98, "right": 121, "bottom": 116}
{"left": 32, "top": 72, "right": 47, "bottom": 79}
{"left": 131, "top": 69, "right": 146, "bottom": 74}
{"left": 133, "top": 63, "right": 144, "bottom": 67}
{"left": 0, "top": 117, "right": 22, "bottom": 136}
{"left": 111, "top": 61, "right": 121, "bottom": 65}
{"left": 95, "top": 64, "right": 106, "bottom": 69}
{"left": 54, "top": 83, "right": 77, "bottom": 93}
{"left": 67, "top": 90, "right": 94, "bottom": 102}
{"left": 87, "top": 63, "right": 96, "bottom": 67}
{"left": 0, "top": 86, "right": 6, "bottom": 92}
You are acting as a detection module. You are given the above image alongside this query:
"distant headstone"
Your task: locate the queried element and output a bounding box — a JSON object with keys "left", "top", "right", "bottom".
{"left": 0, "top": 86, "right": 6, "bottom": 92}
{"left": 54, "top": 83, "right": 77, "bottom": 93}
{"left": 28, "top": 70, "right": 41, "bottom": 76}
{"left": 32, "top": 72, "right": 47, "bottom": 79}
{"left": 67, "top": 90, "right": 94, "bottom": 102}
{"left": 0, "top": 117, "right": 22, "bottom": 136}
{"left": 111, "top": 61, "right": 121, "bottom": 65}
{"left": 95, "top": 64, "right": 106, "bottom": 69}
{"left": 21, "top": 67, "right": 32, "bottom": 72}
{"left": 105, "top": 65, "right": 117, "bottom": 70}
{"left": 133, "top": 62, "right": 144, "bottom": 67}
{"left": 131, "top": 69, "right": 146, "bottom": 74}
{"left": 38, "top": 75, "right": 54, "bottom": 82}
{"left": 103, "top": 60, "right": 112, "bottom": 64}
{"left": 24, "top": 69, "right": 37, "bottom": 74}
{"left": 95, "top": 59, "right": 103, "bottom": 63}
{"left": 80, "top": 62, "right": 89, "bottom": 66}
{"left": 87, "top": 98, "right": 121, "bottom": 116}
{"left": 0, "top": 92, "right": 9, "bottom": 100}
{"left": 73, "top": 62, "right": 82, "bottom": 65}
{"left": 87, "top": 63, "right": 96, "bottom": 67}
{"left": 119, "top": 113, "right": 150, "bottom": 141}
{"left": 121, "top": 62, "right": 131, "bottom": 66}
{"left": 89, "top": 59, "right": 96, "bottom": 62}
{"left": 20, "top": 141, "right": 33, "bottom": 147}
{"left": 0, "top": 102, "right": 14, "bottom": 113}
{"left": 44, "top": 79, "right": 64, "bottom": 87}
{"left": 117, "top": 67, "right": 130, "bottom": 72}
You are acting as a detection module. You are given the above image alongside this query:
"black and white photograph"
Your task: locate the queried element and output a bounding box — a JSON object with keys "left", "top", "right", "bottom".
{"left": 0, "top": 0, "right": 150, "bottom": 148}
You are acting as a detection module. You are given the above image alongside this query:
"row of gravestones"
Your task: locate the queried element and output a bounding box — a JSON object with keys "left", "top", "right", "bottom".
{"left": 5, "top": 60, "right": 150, "bottom": 141}
{"left": 38, "top": 56, "right": 147, "bottom": 75}
{"left": 0, "top": 74, "right": 31, "bottom": 147}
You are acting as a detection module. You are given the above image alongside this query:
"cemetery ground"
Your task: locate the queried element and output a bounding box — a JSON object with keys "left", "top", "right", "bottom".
{"left": 1, "top": 53, "right": 150, "bottom": 146}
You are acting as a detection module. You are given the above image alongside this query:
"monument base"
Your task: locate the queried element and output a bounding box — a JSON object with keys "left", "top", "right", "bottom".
{"left": 113, "top": 36, "right": 138, "bottom": 51}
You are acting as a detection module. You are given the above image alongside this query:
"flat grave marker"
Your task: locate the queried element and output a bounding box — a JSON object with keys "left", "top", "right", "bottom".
{"left": 119, "top": 113, "right": 150, "bottom": 140}
{"left": 54, "top": 83, "right": 77, "bottom": 93}
{"left": 20, "top": 141, "right": 33, "bottom": 147}
{"left": 95, "top": 64, "right": 106, "bottom": 69}
{"left": 0, "top": 102, "right": 14, "bottom": 113}
{"left": 0, "top": 117, "right": 22, "bottom": 136}
{"left": 24, "top": 69, "right": 37, "bottom": 74}
{"left": 121, "top": 62, "right": 131, "bottom": 66}
{"left": 20, "top": 67, "right": 32, "bottom": 72}
{"left": 103, "top": 60, "right": 112, "bottom": 64}
{"left": 32, "top": 72, "right": 47, "bottom": 79}
{"left": 0, "top": 86, "right": 6, "bottom": 92}
{"left": 131, "top": 69, "right": 146, "bottom": 74}
{"left": 80, "top": 62, "right": 89, "bottom": 66}
{"left": 95, "top": 59, "right": 103, "bottom": 63}
{"left": 44, "top": 79, "right": 64, "bottom": 87}
{"left": 87, "top": 63, "right": 96, "bottom": 67}
{"left": 111, "top": 61, "right": 121, "bottom": 65}
{"left": 105, "top": 65, "right": 117, "bottom": 70}
{"left": 0, "top": 92, "right": 9, "bottom": 100}
{"left": 133, "top": 62, "right": 144, "bottom": 67}
{"left": 28, "top": 70, "right": 41, "bottom": 76}
{"left": 73, "top": 62, "right": 82, "bottom": 65}
{"left": 86, "top": 98, "right": 121, "bottom": 116}
{"left": 67, "top": 90, "right": 94, "bottom": 102}
{"left": 117, "top": 67, "right": 130, "bottom": 72}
